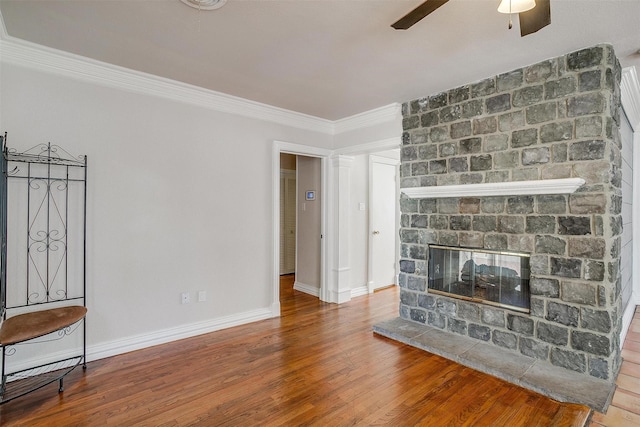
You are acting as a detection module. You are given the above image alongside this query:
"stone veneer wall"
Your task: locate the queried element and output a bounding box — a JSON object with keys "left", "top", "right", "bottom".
{"left": 398, "top": 44, "right": 623, "bottom": 381}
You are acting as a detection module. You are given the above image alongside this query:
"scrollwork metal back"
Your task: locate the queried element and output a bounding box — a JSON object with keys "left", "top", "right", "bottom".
{"left": 2, "top": 140, "right": 86, "bottom": 308}
{"left": 27, "top": 176, "right": 69, "bottom": 304}
{"left": 6, "top": 143, "right": 85, "bottom": 166}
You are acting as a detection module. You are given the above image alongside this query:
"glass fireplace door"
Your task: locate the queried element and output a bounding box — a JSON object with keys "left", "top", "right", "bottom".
{"left": 428, "top": 245, "right": 530, "bottom": 313}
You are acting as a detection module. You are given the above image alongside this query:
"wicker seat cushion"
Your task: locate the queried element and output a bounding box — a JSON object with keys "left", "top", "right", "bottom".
{"left": 0, "top": 306, "right": 87, "bottom": 346}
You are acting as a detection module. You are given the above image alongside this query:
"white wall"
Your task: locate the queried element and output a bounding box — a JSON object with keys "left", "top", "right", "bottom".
{"left": 620, "top": 112, "right": 634, "bottom": 315}
{"left": 620, "top": 66, "right": 640, "bottom": 346}
{"left": 349, "top": 155, "right": 369, "bottom": 293}
{"left": 332, "top": 106, "right": 403, "bottom": 151}
{"left": 0, "top": 62, "right": 333, "bottom": 359}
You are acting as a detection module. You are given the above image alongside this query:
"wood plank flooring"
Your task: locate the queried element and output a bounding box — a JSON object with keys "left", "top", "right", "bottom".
{"left": 0, "top": 275, "right": 591, "bottom": 426}
{"left": 591, "top": 307, "right": 640, "bottom": 426}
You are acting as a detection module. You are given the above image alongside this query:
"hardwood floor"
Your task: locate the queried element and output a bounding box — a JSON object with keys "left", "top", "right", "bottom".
{"left": 0, "top": 274, "right": 591, "bottom": 426}
{"left": 591, "top": 307, "right": 640, "bottom": 426}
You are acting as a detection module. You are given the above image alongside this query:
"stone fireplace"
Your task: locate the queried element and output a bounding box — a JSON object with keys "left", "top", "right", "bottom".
{"left": 378, "top": 44, "right": 623, "bottom": 401}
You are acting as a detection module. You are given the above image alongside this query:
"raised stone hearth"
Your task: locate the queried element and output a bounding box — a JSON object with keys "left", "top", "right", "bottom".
{"left": 377, "top": 44, "right": 623, "bottom": 408}
{"left": 374, "top": 317, "right": 615, "bottom": 411}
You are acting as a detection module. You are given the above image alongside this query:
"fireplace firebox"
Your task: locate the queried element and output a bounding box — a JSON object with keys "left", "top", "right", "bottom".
{"left": 428, "top": 245, "right": 530, "bottom": 313}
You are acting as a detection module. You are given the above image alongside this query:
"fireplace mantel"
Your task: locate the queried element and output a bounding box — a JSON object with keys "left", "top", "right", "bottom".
{"left": 401, "top": 178, "right": 585, "bottom": 199}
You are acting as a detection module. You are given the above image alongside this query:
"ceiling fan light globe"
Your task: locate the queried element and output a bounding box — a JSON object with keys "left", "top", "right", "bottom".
{"left": 180, "top": 0, "right": 227, "bottom": 11}
{"left": 497, "top": 0, "right": 536, "bottom": 14}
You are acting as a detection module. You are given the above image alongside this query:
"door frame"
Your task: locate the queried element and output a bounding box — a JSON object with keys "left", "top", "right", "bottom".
{"left": 367, "top": 154, "right": 400, "bottom": 293}
{"left": 272, "top": 141, "right": 331, "bottom": 316}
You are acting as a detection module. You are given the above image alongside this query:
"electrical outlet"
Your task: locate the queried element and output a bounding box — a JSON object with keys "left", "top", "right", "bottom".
{"left": 181, "top": 292, "right": 190, "bottom": 304}
{"left": 197, "top": 290, "right": 206, "bottom": 302}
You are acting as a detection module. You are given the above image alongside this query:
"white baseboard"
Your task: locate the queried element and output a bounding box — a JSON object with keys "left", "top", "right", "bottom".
{"left": 350, "top": 285, "right": 369, "bottom": 298}
{"left": 271, "top": 301, "right": 281, "bottom": 317}
{"left": 5, "top": 307, "right": 275, "bottom": 375}
{"left": 5, "top": 346, "right": 84, "bottom": 376}
{"left": 333, "top": 289, "right": 352, "bottom": 304}
{"left": 293, "top": 281, "right": 320, "bottom": 297}
{"left": 87, "top": 307, "right": 273, "bottom": 362}
{"left": 620, "top": 300, "right": 638, "bottom": 349}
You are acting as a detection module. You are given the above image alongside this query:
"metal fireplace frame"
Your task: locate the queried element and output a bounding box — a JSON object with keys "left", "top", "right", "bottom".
{"left": 427, "top": 245, "right": 531, "bottom": 314}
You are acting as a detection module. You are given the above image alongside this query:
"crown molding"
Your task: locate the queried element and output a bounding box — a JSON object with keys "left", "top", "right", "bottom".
{"left": 332, "top": 155, "right": 354, "bottom": 168}
{"left": 0, "top": 35, "right": 335, "bottom": 134}
{"left": 0, "top": 24, "right": 403, "bottom": 137}
{"left": 621, "top": 66, "right": 640, "bottom": 131}
{"left": 333, "top": 137, "right": 401, "bottom": 156}
{"left": 333, "top": 103, "right": 402, "bottom": 135}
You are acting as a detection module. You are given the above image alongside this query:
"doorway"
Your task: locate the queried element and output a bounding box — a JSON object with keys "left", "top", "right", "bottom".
{"left": 368, "top": 151, "right": 400, "bottom": 292}
{"left": 279, "top": 154, "right": 322, "bottom": 296}
{"left": 272, "top": 141, "right": 330, "bottom": 316}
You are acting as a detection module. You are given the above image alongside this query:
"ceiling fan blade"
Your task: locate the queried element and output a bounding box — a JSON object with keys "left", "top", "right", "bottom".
{"left": 391, "top": 0, "right": 450, "bottom": 30}
{"left": 519, "top": 0, "right": 551, "bottom": 36}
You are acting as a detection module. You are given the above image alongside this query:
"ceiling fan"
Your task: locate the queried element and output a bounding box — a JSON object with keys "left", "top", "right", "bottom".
{"left": 391, "top": 0, "right": 551, "bottom": 37}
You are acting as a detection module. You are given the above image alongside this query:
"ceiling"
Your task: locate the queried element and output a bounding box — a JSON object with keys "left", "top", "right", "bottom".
{"left": 1, "top": 0, "right": 639, "bottom": 121}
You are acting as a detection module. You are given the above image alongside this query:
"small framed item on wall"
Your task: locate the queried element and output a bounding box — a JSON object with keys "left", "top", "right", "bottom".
{"left": 305, "top": 190, "right": 315, "bottom": 201}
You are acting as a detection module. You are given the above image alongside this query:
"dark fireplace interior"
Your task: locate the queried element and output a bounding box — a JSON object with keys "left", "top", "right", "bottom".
{"left": 428, "top": 245, "right": 530, "bottom": 313}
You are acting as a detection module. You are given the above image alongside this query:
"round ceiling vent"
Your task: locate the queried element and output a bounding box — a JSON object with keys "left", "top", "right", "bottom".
{"left": 180, "top": 0, "right": 227, "bottom": 10}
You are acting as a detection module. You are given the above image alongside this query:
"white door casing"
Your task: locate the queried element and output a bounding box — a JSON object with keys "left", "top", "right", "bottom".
{"left": 272, "top": 141, "right": 330, "bottom": 315}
